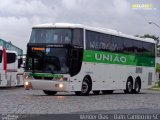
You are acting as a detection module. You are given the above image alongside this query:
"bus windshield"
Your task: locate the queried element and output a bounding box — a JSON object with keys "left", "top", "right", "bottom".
{"left": 26, "top": 48, "right": 69, "bottom": 74}
{"left": 29, "top": 28, "right": 72, "bottom": 44}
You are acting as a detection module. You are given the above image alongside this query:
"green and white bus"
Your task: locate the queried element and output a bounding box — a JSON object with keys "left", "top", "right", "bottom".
{"left": 24, "top": 23, "right": 156, "bottom": 95}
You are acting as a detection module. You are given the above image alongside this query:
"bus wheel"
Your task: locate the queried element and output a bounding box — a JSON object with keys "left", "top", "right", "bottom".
{"left": 80, "top": 78, "right": 91, "bottom": 96}
{"left": 93, "top": 90, "right": 100, "bottom": 95}
{"left": 134, "top": 80, "right": 141, "bottom": 94}
{"left": 124, "top": 78, "right": 133, "bottom": 94}
{"left": 102, "top": 90, "right": 113, "bottom": 94}
{"left": 43, "top": 90, "right": 57, "bottom": 95}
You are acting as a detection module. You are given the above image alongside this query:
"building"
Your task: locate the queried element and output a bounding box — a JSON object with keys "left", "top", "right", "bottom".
{"left": 0, "top": 38, "right": 23, "bottom": 56}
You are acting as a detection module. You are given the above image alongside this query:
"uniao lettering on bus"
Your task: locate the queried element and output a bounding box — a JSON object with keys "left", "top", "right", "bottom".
{"left": 102, "top": 54, "right": 110, "bottom": 61}
{"left": 95, "top": 53, "right": 102, "bottom": 60}
{"left": 120, "top": 56, "right": 127, "bottom": 63}
{"left": 113, "top": 54, "right": 119, "bottom": 62}
{"left": 95, "top": 53, "right": 127, "bottom": 63}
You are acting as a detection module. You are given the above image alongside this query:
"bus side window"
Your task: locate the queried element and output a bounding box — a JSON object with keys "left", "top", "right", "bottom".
{"left": 133, "top": 40, "right": 143, "bottom": 54}
{"left": 73, "top": 28, "right": 83, "bottom": 47}
{"left": 18, "top": 58, "right": 23, "bottom": 68}
{"left": 150, "top": 43, "right": 155, "bottom": 57}
{"left": 7, "top": 53, "right": 16, "bottom": 64}
{"left": 143, "top": 42, "right": 155, "bottom": 57}
{"left": 123, "top": 38, "right": 134, "bottom": 54}
{"left": 111, "top": 36, "right": 123, "bottom": 53}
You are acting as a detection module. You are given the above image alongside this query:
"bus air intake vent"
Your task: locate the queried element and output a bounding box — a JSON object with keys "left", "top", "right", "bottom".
{"left": 136, "top": 67, "right": 142, "bottom": 74}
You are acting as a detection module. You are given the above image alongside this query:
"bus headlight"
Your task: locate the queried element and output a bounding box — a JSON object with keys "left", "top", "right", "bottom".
{"left": 24, "top": 81, "right": 32, "bottom": 90}
{"left": 59, "top": 84, "right": 63, "bottom": 88}
{"left": 24, "top": 81, "right": 29, "bottom": 86}
{"left": 55, "top": 83, "right": 64, "bottom": 88}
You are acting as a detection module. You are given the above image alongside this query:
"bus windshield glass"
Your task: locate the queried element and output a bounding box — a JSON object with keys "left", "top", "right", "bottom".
{"left": 26, "top": 48, "right": 69, "bottom": 74}
{"left": 29, "top": 28, "right": 72, "bottom": 44}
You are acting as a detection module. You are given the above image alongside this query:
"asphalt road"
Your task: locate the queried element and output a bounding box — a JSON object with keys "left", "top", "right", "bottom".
{"left": 0, "top": 87, "right": 160, "bottom": 120}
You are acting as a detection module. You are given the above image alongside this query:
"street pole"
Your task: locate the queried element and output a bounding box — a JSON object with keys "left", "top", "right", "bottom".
{"left": 149, "top": 22, "right": 160, "bottom": 81}
{"left": 149, "top": 21, "right": 160, "bottom": 29}
{"left": 148, "top": 21, "right": 160, "bottom": 46}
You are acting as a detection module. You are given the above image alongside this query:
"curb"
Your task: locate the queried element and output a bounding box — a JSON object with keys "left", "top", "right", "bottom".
{"left": 148, "top": 88, "right": 160, "bottom": 91}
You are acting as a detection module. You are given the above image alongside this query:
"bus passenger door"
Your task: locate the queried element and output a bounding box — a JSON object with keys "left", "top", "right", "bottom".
{"left": 68, "top": 47, "right": 83, "bottom": 91}
{"left": 6, "top": 52, "right": 17, "bottom": 86}
{"left": 69, "top": 47, "right": 83, "bottom": 77}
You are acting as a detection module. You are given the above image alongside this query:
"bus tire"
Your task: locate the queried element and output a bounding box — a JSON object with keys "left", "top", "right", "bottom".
{"left": 79, "top": 77, "right": 91, "bottom": 96}
{"left": 124, "top": 78, "right": 133, "bottom": 94}
{"left": 43, "top": 90, "right": 57, "bottom": 95}
{"left": 102, "top": 90, "right": 114, "bottom": 94}
{"left": 133, "top": 80, "right": 141, "bottom": 94}
{"left": 93, "top": 90, "right": 100, "bottom": 95}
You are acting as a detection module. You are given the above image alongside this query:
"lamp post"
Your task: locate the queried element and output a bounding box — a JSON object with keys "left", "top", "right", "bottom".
{"left": 148, "top": 21, "right": 160, "bottom": 46}
{"left": 148, "top": 21, "right": 160, "bottom": 29}
{"left": 149, "top": 22, "right": 160, "bottom": 81}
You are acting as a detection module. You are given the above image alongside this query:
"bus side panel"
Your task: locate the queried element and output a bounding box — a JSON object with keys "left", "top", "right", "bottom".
{"left": 69, "top": 63, "right": 90, "bottom": 91}
{"left": 7, "top": 62, "right": 17, "bottom": 87}
{"left": 141, "top": 67, "right": 156, "bottom": 89}
{"left": 0, "top": 70, "right": 8, "bottom": 87}
{"left": 70, "top": 62, "right": 156, "bottom": 91}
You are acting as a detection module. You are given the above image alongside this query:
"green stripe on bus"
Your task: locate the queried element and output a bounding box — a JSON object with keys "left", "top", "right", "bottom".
{"left": 30, "top": 73, "right": 64, "bottom": 78}
{"left": 83, "top": 50, "right": 155, "bottom": 67}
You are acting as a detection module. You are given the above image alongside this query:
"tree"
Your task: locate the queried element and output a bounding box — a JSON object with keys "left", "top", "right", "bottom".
{"left": 141, "top": 34, "right": 159, "bottom": 46}
{"left": 156, "top": 63, "right": 160, "bottom": 73}
{"left": 135, "top": 34, "right": 159, "bottom": 44}
{"left": 135, "top": 34, "right": 160, "bottom": 56}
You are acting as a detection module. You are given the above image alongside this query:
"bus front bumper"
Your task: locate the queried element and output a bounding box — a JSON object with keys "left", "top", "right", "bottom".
{"left": 24, "top": 80, "right": 70, "bottom": 91}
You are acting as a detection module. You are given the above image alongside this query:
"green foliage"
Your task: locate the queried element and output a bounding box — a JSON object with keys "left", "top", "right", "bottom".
{"left": 142, "top": 34, "right": 159, "bottom": 40}
{"left": 153, "top": 80, "right": 160, "bottom": 88}
{"left": 135, "top": 34, "right": 159, "bottom": 45}
{"left": 155, "top": 80, "right": 160, "bottom": 87}
{"left": 158, "top": 80, "right": 160, "bottom": 87}
{"left": 156, "top": 63, "right": 160, "bottom": 73}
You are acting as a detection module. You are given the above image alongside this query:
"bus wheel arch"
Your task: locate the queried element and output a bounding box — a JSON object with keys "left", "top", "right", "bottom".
{"left": 134, "top": 76, "right": 141, "bottom": 93}
{"left": 75, "top": 75, "right": 92, "bottom": 96}
{"left": 124, "top": 76, "right": 133, "bottom": 94}
{"left": 84, "top": 75, "right": 92, "bottom": 91}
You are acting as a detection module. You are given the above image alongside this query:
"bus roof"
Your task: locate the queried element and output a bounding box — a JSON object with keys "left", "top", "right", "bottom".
{"left": 33, "top": 23, "right": 155, "bottom": 44}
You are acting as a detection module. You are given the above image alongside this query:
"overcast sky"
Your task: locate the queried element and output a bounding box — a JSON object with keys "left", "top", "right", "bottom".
{"left": 0, "top": 0, "right": 159, "bottom": 53}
